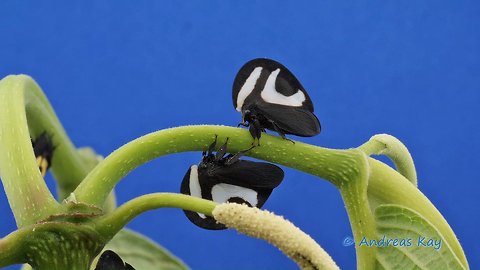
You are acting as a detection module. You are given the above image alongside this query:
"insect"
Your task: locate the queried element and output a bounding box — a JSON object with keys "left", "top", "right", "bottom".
{"left": 232, "top": 58, "right": 321, "bottom": 143}
{"left": 32, "top": 132, "right": 55, "bottom": 177}
{"left": 180, "top": 137, "right": 284, "bottom": 230}
{"left": 94, "top": 250, "right": 135, "bottom": 270}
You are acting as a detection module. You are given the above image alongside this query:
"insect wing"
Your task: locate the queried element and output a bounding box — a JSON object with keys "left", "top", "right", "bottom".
{"left": 209, "top": 160, "right": 283, "bottom": 209}
{"left": 232, "top": 59, "right": 262, "bottom": 111}
{"left": 255, "top": 101, "right": 321, "bottom": 137}
{"left": 180, "top": 167, "right": 226, "bottom": 230}
{"left": 179, "top": 161, "right": 284, "bottom": 230}
{"left": 233, "top": 58, "right": 314, "bottom": 112}
{"left": 95, "top": 250, "right": 136, "bottom": 270}
{"left": 213, "top": 160, "right": 284, "bottom": 190}
{"left": 254, "top": 188, "right": 275, "bottom": 209}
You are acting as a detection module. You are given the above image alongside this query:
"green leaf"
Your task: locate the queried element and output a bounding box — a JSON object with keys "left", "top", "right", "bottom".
{"left": 89, "top": 229, "right": 189, "bottom": 270}
{"left": 374, "top": 205, "right": 465, "bottom": 270}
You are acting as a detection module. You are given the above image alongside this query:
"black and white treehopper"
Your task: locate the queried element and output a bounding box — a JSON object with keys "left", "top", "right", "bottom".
{"left": 180, "top": 136, "right": 284, "bottom": 230}
{"left": 94, "top": 250, "right": 135, "bottom": 270}
{"left": 233, "top": 58, "right": 321, "bottom": 144}
{"left": 31, "top": 132, "right": 55, "bottom": 177}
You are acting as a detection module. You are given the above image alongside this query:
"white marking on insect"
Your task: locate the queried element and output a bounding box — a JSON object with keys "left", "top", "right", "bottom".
{"left": 211, "top": 183, "right": 258, "bottom": 206}
{"left": 188, "top": 165, "right": 206, "bottom": 218}
{"left": 261, "top": 68, "right": 306, "bottom": 106}
{"left": 236, "top": 67, "right": 263, "bottom": 111}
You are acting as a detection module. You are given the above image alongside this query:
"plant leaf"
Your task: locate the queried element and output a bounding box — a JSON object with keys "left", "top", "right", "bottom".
{"left": 89, "top": 229, "right": 189, "bottom": 270}
{"left": 374, "top": 204, "right": 466, "bottom": 270}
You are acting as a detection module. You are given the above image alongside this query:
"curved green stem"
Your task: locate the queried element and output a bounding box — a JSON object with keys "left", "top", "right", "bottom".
{"left": 0, "top": 228, "right": 29, "bottom": 268}
{"left": 0, "top": 75, "right": 61, "bottom": 227}
{"left": 72, "top": 125, "right": 379, "bottom": 268}
{"left": 339, "top": 152, "right": 377, "bottom": 269}
{"left": 358, "top": 134, "right": 417, "bottom": 186}
{"left": 95, "top": 193, "right": 217, "bottom": 239}
{"left": 73, "top": 125, "right": 362, "bottom": 206}
{"left": 72, "top": 125, "right": 470, "bottom": 269}
{"left": 77, "top": 147, "right": 117, "bottom": 212}
{"left": 0, "top": 75, "right": 98, "bottom": 203}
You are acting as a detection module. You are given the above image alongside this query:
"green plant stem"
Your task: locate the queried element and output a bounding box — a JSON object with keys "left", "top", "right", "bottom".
{"left": 0, "top": 75, "right": 61, "bottom": 227}
{"left": 358, "top": 134, "right": 417, "bottom": 186}
{"left": 26, "top": 98, "right": 91, "bottom": 199}
{"left": 77, "top": 147, "right": 117, "bottom": 212}
{"left": 72, "top": 125, "right": 469, "bottom": 269}
{"left": 73, "top": 125, "right": 363, "bottom": 206}
{"left": 338, "top": 152, "right": 377, "bottom": 269}
{"left": 1, "top": 222, "right": 104, "bottom": 270}
{"left": 0, "top": 228, "right": 28, "bottom": 268}
{"left": 95, "top": 193, "right": 217, "bottom": 239}
{"left": 0, "top": 75, "right": 97, "bottom": 203}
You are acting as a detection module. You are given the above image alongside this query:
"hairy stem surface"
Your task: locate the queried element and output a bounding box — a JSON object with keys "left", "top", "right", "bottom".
{"left": 73, "top": 125, "right": 361, "bottom": 206}
{"left": 96, "top": 193, "right": 217, "bottom": 239}
{"left": 0, "top": 75, "right": 61, "bottom": 227}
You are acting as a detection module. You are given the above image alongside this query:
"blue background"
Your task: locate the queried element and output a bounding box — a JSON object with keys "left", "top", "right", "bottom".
{"left": 1, "top": 1, "right": 479, "bottom": 269}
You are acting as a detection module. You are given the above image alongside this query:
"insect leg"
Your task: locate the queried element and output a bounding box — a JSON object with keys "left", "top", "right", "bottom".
{"left": 269, "top": 120, "right": 295, "bottom": 144}
{"left": 237, "top": 122, "right": 249, "bottom": 127}
{"left": 249, "top": 121, "right": 263, "bottom": 146}
{"left": 225, "top": 145, "right": 256, "bottom": 165}
{"left": 237, "top": 110, "right": 250, "bottom": 127}
{"left": 36, "top": 156, "right": 48, "bottom": 177}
